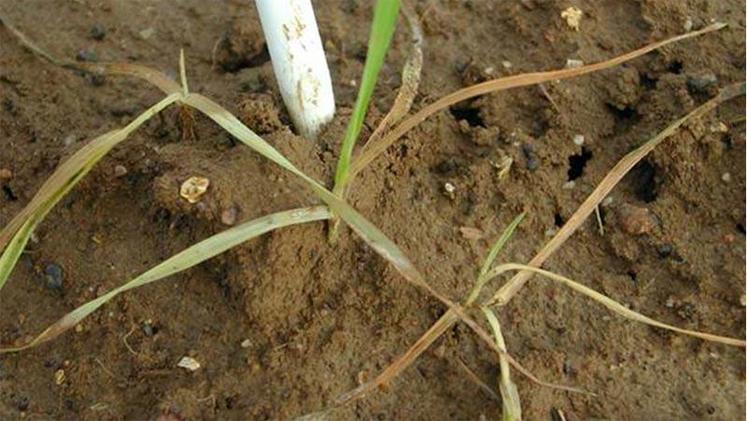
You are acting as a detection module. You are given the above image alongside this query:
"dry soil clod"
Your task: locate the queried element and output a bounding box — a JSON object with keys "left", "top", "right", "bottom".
{"left": 459, "top": 227, "right": 485, "bottom": 240}
{"left": 114, "top": 165, "right": 128, "bottom": 177}
{"left": 616, "top": 203, "right": 658, "bottom": 235}
{"left": 221, "top": 206, "right": 239, "bottom": 226}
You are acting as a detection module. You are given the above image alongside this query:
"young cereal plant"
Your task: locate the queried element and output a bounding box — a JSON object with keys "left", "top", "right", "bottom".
{"left": 0, "top": 7, "right": 742, "bottom": 421}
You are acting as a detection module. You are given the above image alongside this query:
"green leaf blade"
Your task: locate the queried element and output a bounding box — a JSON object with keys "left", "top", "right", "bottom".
{"left": 333, "top": 0, "right": 401, "bottom": 191}
{"left": 0, "top": 93, "right": 180, "bottom": 293}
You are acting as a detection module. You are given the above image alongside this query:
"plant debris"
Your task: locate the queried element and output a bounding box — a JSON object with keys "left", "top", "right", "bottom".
{"left": 177, "top": 356, "right": 201, "bottom": 372}
{"left": 179, "top": 176, "right": 210, "bottom": 204}
{"left": 561, "top": 7, "right": 583, "bottom": 31}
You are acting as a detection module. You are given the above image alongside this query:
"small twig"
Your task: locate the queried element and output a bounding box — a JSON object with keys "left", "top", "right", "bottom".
{"left": 179, "top": 49, "right": 189, "bottom": 97}
{"left": 122, "top": 327, "right": 138, "bottom": 355}
{"left": 594, "top": 206, "right": 604, "bottom": 235}
{"left": 551, "top": 408, "right": 568, "bottom": 421}
{"left": 538, "top": 83, "right": 563, "bottom": 117}
{"left": 94, "top": 357, "right": 116, "bottom": 378}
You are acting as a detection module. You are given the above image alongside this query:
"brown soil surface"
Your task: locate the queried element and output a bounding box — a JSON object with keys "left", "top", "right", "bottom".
{"left": 0, "top": 1, "right": 745, "bottom": 419}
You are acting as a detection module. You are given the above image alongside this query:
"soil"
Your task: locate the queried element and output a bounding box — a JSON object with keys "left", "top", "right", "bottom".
{"left": 0, "top": 0, "right": 745, "bottom": 419}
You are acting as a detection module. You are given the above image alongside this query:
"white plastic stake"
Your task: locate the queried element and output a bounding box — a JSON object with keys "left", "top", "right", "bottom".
{"left": 254, "top": 0, "right": 336, "bottom": 140}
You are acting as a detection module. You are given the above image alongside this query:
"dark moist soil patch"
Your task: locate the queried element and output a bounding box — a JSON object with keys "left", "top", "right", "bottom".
{"left": 0, "top": 1, "right": 744, "bottom": 419}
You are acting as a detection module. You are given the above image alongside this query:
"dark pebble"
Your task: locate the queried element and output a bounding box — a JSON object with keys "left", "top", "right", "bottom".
{"left": 43, "top": 263, "right": 64, "bottom": 290}
{"left": 434, "top": 158, "right": 459, "bottom": 175}
{"left": 142, "top": 322, "right": 157, "bottom": 337}
{"left": 16, "top": 396, "right": 29, "bottom": 411}
{"left": 2, "top": 97, "right": 16, "bottom": 115}
{"left": 687, "top": 73, "right": 717, "bottom": 93}
{"left": 76, "top": 49, "right": 98, "bottom": 62}
{"left": 526, "top": 156, "right": 540, "bottom": 171}
{"left": 562, "top": 359, "right": 573, "bottom": 375}
{"left": 657, "top": 244, "right": 673, "bottom": 258}
{"left": 221, "top": 134, "right": 238, "bottom": 148}
{"left": 522, "top": 143, "right": 540, "bottom": 171}
{"left": 89, "top": 24, "right": 106, "bottom": 41}
{"left": 676, "top": 302, "right": 696, "bottom": 321}
{"left": 87, "top": 73, "right": 106, "bottom": 87}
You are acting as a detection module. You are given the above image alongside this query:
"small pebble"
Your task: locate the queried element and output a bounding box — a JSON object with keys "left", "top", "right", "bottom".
{"left": 573, "top": 134, "right": 585, "bottom": 146}
{"left": 526, "top": 156, "right": 539, "bottom": 171}
{"left": 562, "top": 180, "right": 576, "bottom": 189}
{"left": 75, "top": 49, "right": 97, "bottom": 62}
{"left": 63, "top": 134, "right": 77, "bottom": 146}
{"left": 88, "top": 73, "right": 106, "bottom": 87}
{"left": 0, "top": 168, "right": 12, "bottom": 180}
{"left": 240, "top": 339, "right": 252, "bottom": 348}
{"left": 683, "top": 17, "right": 693, "bottom": 32}
{"left": 139, "top": 28, "right": 155, "bottom": 40}
{"left": 43, "top": 263, "right": 64, "bottom": 290}
{"left": 687, "top": 73, "right": 717, "bottom": 93}
{"left": 114, "top": 165, "right": 128, "bottom": 177}
{"left": 521, "top": 143, "right": 539, "bottom": 171}
{"left": 221, "top": 206, "right": 239, "bottom": 226}
{"left": 74, "top": 324, "right": 84, "bottom": 333}
{"left": 177, "top": 356, "right": 201, "bottom": 371}
{"left": 248, "top": 360, "right": 261, "bottom": 373}
{"left": 617, "top": 203, "right": 658, "bottom": 235}
{"left": 443, "top": 182, "right": 456, "bottom": 200}
{"left": 459, "top": 226, "right": 484, "bottom": 240}
{"left": 657, "top": 244, "right": 673, "bottom": 258}
{"left": 435, "top": 158, "right": 458, "bottom": 175}
{"left": 601, "top": 196, "right": 614, "bottom": 207}
{"left": 721, "top": 172, "right": 731, "bottom": 183}
{"left": 16, "top": 396, "right": 29, "bottom": 411}
{"left": 501, "top": 60, "right": 513, "bottom": 69}
{"left": 565, "top": 59, "right": 584, "bottom": 69}
{"left": 89, "top": 24, "right": 106, "bottom": 41}
{"left": 142, "top": 320, "right": 156, "bottom": 336}
{"left": 740, "top": 294, "right": 746, "bottom": 307}
{"left": 356, "top": 370, "right": 369, "bottom": 385}
{"left": 722, "top": 234, "right": 736, "bottom": 244}
{"left": 180, "top": 176, "right": 210, "bottom": 204}
{"left": 54, "top": 369, "right": 66, "bottom": 385}
{"left": 563, "top": 359, "right": 573, "bottom": 375}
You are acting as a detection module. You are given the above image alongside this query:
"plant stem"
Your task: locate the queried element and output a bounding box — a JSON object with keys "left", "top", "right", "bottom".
{"left": 328, "top": 0, "right": 400, "bottom": 242}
